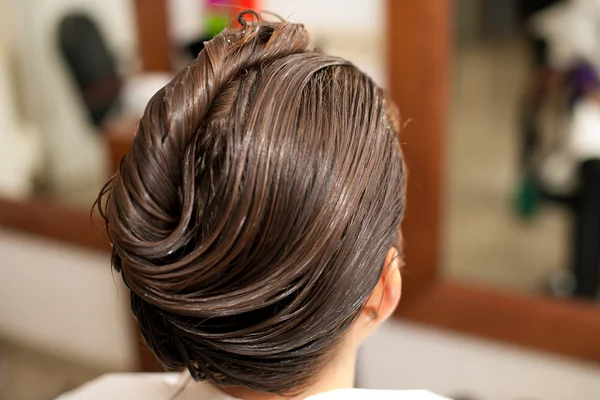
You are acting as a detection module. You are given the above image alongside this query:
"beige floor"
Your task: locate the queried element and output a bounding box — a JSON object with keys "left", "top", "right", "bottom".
{"left": 0, "top": 340, "right": 107, "bottom": 400}
{"left": 444, "top": 37, "right": 570, "bottom": 294}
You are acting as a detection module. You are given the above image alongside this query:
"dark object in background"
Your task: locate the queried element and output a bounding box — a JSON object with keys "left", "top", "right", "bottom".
{"left": 482, "top": 0, "right": 519, "bottom": 38}
{"left": 58, "top": 14, "right": 122, "bottom": 128}
{"left": 519, "top": 0, "right": 562, "bottom": 21}
{"left": 184, "top": 36, "right": 212, "bottom": 60}
{"left": 516, "top": 0, "right": 600, "bottom": 299}
{"left": 519, "top": 0, "right": 562, "bottom": 68}
{"left": 572, "top": 160, "right": 600, "bottom": 299}
{"left": 514, "top": 0, "right": 562, "bottom": 216}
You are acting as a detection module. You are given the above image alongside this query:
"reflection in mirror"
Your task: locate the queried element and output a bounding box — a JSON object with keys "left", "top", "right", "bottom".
{"left": 0, "top": 0, "right": 171, "bottom": 209}
{"left": 446, "top": 0, "right": 600, "bottom": 300}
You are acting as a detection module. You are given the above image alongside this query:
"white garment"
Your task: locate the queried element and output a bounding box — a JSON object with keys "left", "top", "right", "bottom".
{"left": 56, "top": 373, "right": 450, "bottom": 400}
{"left": 537, "top": 97, "right": 600, "bottom": 196}
{"left": 569, "top": 98, "right": 600, "bottom": 160}
{"left": 530, "top": 0, "right": 600, "bottom": 71}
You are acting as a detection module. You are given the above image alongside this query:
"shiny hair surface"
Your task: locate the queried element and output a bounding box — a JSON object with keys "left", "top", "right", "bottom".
{"left": 94, "top": 11, "right": 405, "bottom": 395}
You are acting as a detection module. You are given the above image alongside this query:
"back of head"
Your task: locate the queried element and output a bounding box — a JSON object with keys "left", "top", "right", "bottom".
{"left": 95, "top": 11, "right": 405, "bottom": 395}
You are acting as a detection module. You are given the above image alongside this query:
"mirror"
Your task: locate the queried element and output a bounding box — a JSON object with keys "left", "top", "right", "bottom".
{"left": 0, "top": 0, "right": 177, "bottom": 211}
{"left": 0, "top": 0, "right": 141, "bottom": 208}
{"left": 445, "top": 0, "right": 600, "bottom": 300}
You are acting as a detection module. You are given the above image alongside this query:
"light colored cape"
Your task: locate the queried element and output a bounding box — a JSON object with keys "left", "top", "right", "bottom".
{"left": 56, "top": 373, "right": 451, "bottom": 400}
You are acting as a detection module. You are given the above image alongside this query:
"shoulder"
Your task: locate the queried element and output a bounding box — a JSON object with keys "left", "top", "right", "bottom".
{"left": 307, "top": 389, "right": 451, "bottom": 400}
{"left": 55, "top": 372, "right": 219, "bottom": 400}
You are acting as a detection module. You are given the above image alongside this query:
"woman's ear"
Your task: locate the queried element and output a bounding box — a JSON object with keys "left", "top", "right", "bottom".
{"left": 356, "top": 247, "right": 402, "bottom": 340}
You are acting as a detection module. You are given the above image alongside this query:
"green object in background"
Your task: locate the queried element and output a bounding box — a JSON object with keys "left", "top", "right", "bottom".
{"left": 514, "top": 173, "right": 539, "bottom": 219}
{"left": 206, "top": 13, "right": 230, "bottom": 37}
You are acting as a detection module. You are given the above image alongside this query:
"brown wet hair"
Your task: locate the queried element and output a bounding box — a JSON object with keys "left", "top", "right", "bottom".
{"left": 94, "top": 10, "right": 405, "bottom": 395}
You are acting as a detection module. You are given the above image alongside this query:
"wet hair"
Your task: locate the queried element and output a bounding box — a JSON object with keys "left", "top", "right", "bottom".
{"left": 94, "top": 10, "right": 405, "bottom": 396}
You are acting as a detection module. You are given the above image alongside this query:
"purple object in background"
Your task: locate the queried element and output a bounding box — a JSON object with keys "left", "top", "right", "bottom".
{"left": 568, "top": 62, "right": 600, "bottom": 108}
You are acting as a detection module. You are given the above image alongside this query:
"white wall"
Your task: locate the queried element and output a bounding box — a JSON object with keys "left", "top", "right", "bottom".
{"left": 261, "top": 0, "right": 387, "bottom": 86}
{"left": 263, "top": 0, "right": 384, "bottom": 33}
{"left": 361, "top": 321, "right": 600, "bottom": 400}
{"left": 0, "top": 229, "right": 136, "bottom": 370}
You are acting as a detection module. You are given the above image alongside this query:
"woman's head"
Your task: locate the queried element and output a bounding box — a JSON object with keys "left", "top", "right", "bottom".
{"left": 95, "top": 11, "right": 405, "bottom": 396}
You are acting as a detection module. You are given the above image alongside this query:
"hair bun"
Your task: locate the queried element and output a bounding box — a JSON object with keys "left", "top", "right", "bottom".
{"left": 104, "top": 12, "right": 310, "bottom": 263}
{"left": 94, "top": 10, "right": 405, "bottom": 395}
{"left": 94, "top": 15, "right": 316, "bottom": 386}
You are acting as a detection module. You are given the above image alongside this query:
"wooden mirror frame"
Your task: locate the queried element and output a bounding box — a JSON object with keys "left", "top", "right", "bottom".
{"left": 390, "top": 1, "right": 600, "bottom": 363}
{"left": 1, "top": 0, "right": 600, "bottom": 371}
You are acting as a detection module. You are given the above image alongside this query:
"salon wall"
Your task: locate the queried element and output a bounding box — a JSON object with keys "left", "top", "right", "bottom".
{"left": 361, "top": 321, "right": 600, "bottom": 400}
{"left": 263, "top": 0, "right": 386, "bottom": 86}
{"left": 0, "top": 229, "right": 136, "bottom": 370}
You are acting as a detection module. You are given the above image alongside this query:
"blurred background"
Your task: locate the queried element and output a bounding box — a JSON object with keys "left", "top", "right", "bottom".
{"left": 446, "top": 0, "right": 600, "bottom": 300}
{"left": 1, "top": 0, "right": 600, "bottom": 399}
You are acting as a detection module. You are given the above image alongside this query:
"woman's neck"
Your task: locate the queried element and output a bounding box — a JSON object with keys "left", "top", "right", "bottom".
{"left": 218, "top": 350, "right": 357, "bottom": 400}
